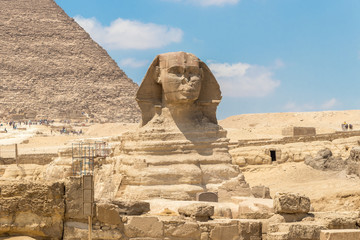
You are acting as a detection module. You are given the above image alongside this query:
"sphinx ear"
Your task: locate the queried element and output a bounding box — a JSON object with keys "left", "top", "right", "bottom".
{"left": 197, "top": 61, "right": 222, "bottom": 124}
{"left": 136, "top": 55, "right": 162, "bottom": 126}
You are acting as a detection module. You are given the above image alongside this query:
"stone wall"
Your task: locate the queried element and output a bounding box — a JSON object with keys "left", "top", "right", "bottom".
{"left": 0, "top": 181, "right": 65, "bottom": 239}
{"left": 230, "top": 133, "right": 360, "bottom": 165}
{"left": 17, "top": 153, "right": 58, "bottom": 165}
{"left": 282, "top": 127, "right": 316, "bottom": 137}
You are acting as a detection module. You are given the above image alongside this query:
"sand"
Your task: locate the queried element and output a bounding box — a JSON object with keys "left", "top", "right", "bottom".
{"left": 219, "top": 110, "right": 360, "bottom": 141}
{"left": 242, "top": 162, "right": 360, "bottom": 211}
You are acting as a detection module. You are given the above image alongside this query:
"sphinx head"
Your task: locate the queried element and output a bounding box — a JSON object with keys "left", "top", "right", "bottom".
{"left": 136, "top": 52, "right": 221, "bottom": 126}
{"left": 157, "top": 52, "right": 202, "bottom": 104}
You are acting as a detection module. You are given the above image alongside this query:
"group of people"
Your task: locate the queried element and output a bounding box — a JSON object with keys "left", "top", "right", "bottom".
{"left": 342, "top": 121, "right": 353, "bottom": 131}
{"left": 59, "top": 127, "right": 83, "bottom": 135}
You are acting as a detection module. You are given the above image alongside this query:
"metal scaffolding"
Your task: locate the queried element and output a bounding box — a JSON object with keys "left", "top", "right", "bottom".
{"left": 71, "top": 141, "right": 111, "bottom": 176}
{"left": 71, "top": 143, "right": 95, "bottom": 176}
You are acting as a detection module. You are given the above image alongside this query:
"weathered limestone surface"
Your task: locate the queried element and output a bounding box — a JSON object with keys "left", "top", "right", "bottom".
{"left": 233, "top": 197, "right": 274, "bottom": 219}
{"left": 0, "top": 0, "right": 140, "bottom": 122}
{"left": 304, "top": 148, "right": 347, "bottom": 171}
{"left": 274, "top": 192, "right": 311, "bottom": 214}
{"left": 267, "top": 222, "right": 327, "bottom": 240}
{"left": 178, "top": 203, "right": 215, "bottom": 221}
{"left": 230, "top": 135, "right": 360, "bottom": 166}
{"left": 64, "top": 177, "right": 86, "bottom": 222}
{"left": 320, "top": 229, "right": 360, "bottom": 240}
{"left": 112, "top": 200, "right": 150, "bottom": 215}
{"left": 312, "top": 211, "right": 360, "bottom": 230}
{"left": 115, "top": 52, "right": 251, "bottom": 201}
{"left": 0, "top": 181, "right": 65, "bottom": 239}
{"left": 251, "top": 185, "right": 271, "bottom": 199}
{"left": 346, "top": 147, "right": 360, "bottom": 177}
{"left": 282, "top": 127, "right": 316, "bottom": 137}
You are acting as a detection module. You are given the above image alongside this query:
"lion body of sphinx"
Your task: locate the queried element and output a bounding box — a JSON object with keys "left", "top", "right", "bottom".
{"left": 113, "top": 52, "right": 251, "bottom": 201}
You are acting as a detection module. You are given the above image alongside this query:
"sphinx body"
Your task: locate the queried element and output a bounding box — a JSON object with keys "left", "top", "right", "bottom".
{"left": 114, "top": 52, "right": 250, "bottom": 200}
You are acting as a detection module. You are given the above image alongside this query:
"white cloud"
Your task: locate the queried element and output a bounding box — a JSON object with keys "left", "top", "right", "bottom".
{"left": 74, "top": 16, "right": 183, "bottom": 50}
{"left": 208, "top": 62, "right": 280, "bottom": 98}
{"left": 321, "top": 98, "right": 338, "bottom": 109}
{"left": 119, "top": 58, "right": 148, "bottom": 68}
{"left": 284, "top": 98, "right": 339, "bottom": 112}
{"left": 164, "top": 0, "right": 240, "bottom": 6}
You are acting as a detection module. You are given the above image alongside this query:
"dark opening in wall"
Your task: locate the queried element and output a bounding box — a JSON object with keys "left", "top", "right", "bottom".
{"left": 270, "top": 150, "right": 276, "bottom": 162}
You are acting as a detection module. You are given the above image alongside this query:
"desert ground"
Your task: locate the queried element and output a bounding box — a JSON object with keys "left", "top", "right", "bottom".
{"left": 1, "top": 110, "right": 359, "bottom": 212}
{"left": 219, "top": 110, "right": 360, "bottom": 141}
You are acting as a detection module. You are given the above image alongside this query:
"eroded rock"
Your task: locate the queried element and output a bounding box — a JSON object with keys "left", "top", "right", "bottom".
{"left": 178, "top": 203, "right": 214, "bottom": 221}
{"left": 274, "top": 192, "right": 311, "bottom": 214}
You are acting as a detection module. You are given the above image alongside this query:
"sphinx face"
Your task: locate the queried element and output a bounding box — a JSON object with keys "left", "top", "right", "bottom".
{"left": 158, "top": 52, "right": 202, "bottom": 104}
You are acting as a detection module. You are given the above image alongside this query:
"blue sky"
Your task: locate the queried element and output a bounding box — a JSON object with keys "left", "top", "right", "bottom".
{"left": 55, "top": 0, "right": 360, "bottom": 120}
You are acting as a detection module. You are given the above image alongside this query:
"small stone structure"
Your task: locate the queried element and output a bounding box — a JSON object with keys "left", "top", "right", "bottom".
{"left": 282, "top": 126, "right": 316, "bottom": 137}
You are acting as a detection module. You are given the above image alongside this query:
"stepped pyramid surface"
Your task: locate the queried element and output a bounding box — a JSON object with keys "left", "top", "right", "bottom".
{"left": 0, "top": 0, "right": 140, "bottom": 122}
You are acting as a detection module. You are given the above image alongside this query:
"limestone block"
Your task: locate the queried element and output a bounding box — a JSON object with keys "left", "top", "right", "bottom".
{"left": 278, "top": 213, "right": 309, "bottom": 223}
{"left": 201, "top": 232, "right": 209, "bottom": 240}
{"left": 196, "top": 192, "right": 218, "bottom": 202}
{"left": 312, "top": 212, "right": 360, "bottom": 229}
{"left": 164, "top": 221, "right": 201, "bottom": 239}
{"left": 178, "top": 203, "right": 214, "bottom": 221}
{"left": 320, "top": 229, "right": 360, "bottom": 240}
{"left": 124, "top": 216, "right": 163, "bottom": 238}
{"left": 217, "top": 175, "right": 252, "bottom": 202}
{"left": 201, "top": 164, "right": 239, "bottom": 184}
{"left": 251, "top": 185, "right": 271, "bottom": 199}
{"left": 112, "top": 200, "right": 150, "bottom": 215}
{"left": 122, "top": 164, "right": 202, "bottom": 185}
{"left": 214, "top": 207, "right": 233, "bottom": 219}
{"left": 232, "top": 156, "right": 246, "bottom": 167}
{"left": 262, "top": 214, "right": 286, "bottom": 235}
{"left": 268, "top": 222, "right": 326, "bottom": 240}
{"left": 120, "top": 184, "right": 204, "bottom": 201}
{"left": 96, "top": 202, "right": 122, "bottom": 225}
{"left": 238, "top": 220, "right": 262, "bottom": 240}
{"left": 63, "top": 221, "right": 123, "bottom": 240}
{"left": 65, "top": 177, "right": 85, "bottom": 221}
{"left": 273, "top": 192, "right": 310, "bottom": 214}
{"left": 0, "top": 181, "right": 65, "bottom": 239}
{"left": 346, "top": 161, "right": 360, "bottom": 177}
{"left": 209, "top": 224, "right": 239, "bottom": 240}
{"left": 349, "top": 147, "right": 360, "bottom": 161}
{"left": 234, "top": 197, "right": 274, "bottom": 219}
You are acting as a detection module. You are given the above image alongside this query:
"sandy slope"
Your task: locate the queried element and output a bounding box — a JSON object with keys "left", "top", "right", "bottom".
{"left": 242, "top": 162, "right": 360, "bottom": 211}
{"left": 219, "top": 110, "right": 360, "bottom": 141}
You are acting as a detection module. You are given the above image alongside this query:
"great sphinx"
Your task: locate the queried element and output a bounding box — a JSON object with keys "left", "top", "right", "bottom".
{"left": 115, "top": 52, "right": 250, "bottom": 200}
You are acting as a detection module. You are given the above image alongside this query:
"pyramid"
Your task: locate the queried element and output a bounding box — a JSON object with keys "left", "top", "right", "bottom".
{"left": 0, "top": 0, "right": 140, "bottom": 122}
